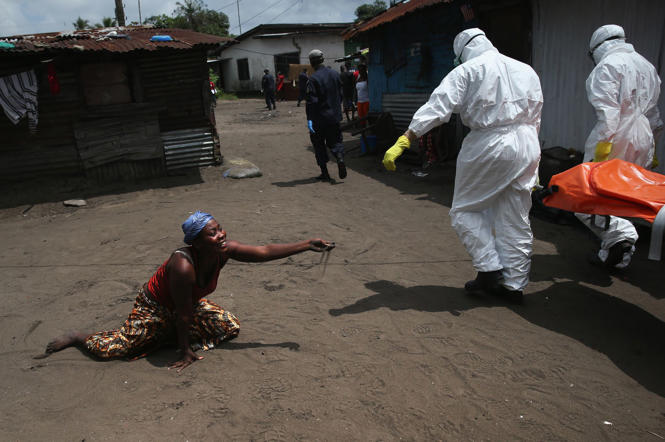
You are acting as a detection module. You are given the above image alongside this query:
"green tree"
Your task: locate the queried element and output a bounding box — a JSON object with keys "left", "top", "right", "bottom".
{"left": 199, "top": 8, "right": 231, "bottom": 36}
{"left": 144, "top": 14, "right": 173, "bottom": 28}
{"left": 175, "top": 0, "right": 201, "bottom": 29}
{"left": 145, "top": 0, "right": 230, "bottom": 36}
{"left": 102, "top": 16, "right": 117, "bottom": 27}
{"left": 94, "top": 17, "right": 117, "bottom": 28}
{"left": 355, "top": 0, "right": 387, "bottom": 22}
{"left": 73, "top": 16, "right": 91, "bottom": 30}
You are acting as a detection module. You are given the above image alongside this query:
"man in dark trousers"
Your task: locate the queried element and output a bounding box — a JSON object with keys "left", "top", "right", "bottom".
{"left": 297, "top": 68, "right": 308, "bottom": 107}
{"left": 340, "top": 64, "right": 356, "bottom": 122}
{"left": 261, "top": 69, "right": 276, "bottom": 110}
{"left": 306, "top": 49, "right": 346, "bottom": 181}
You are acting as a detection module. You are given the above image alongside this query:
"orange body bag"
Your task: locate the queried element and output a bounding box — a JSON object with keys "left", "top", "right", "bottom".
{"left": 543, "top": 159, "right": 665, "bottom": 223}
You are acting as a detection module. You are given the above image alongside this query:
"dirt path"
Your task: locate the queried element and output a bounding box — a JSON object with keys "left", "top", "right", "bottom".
{"left": 0, "top": 98, "right": 663, "bottom": 440}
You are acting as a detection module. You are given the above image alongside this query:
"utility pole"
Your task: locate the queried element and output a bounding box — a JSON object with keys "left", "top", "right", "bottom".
{"left": 138, "top": 0, "right": 142, "bottom": 24}
{"left": 115, "top": 0, "right": 126, "bottom": 26}
{"left": 237, "top": 0, "right": 241, "bottom": 34}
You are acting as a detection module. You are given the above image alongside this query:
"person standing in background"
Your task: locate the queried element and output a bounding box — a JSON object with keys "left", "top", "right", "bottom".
{"left": 261, "top": 69, "right": 276, "bottom": 110}
{"left": 306, "top": 49, "right": 347, "bottom": 181}
{"left": 276, "top": 71, "right": 285, "bottom": 101}
{"left": 355, "top": 64, "right": 369, "bottom": 126}
{"left": 209, "top": 80, "right": 217, "bottom": 106}
{"left": 297, "top": 68, "right": 308, "bottom": 107}
{"left": 340, "top": 65, "right": 356, "bottom": 122}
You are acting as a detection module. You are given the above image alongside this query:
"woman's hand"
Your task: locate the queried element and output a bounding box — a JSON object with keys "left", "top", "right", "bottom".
{"left": 308, "top": 239, "right": 335, "bottom": 252}
{"left": 168, "top": 348, "right": 203, "bottom": 373}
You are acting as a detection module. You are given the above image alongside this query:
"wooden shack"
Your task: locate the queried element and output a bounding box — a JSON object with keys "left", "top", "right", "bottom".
{"left": 0, "top": 27, "right": 233, "bottom": 183}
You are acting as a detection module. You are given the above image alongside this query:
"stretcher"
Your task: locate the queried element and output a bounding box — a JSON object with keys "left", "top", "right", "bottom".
{"left": 542, "top": 159, "right": 665, "bottom": 261}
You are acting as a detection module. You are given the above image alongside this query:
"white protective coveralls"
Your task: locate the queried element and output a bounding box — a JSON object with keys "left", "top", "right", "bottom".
{"left": 576, "top": 24, "right": 663, "bottom": 268}
{"left": 408, "top": 29, "right": 543, "bottom": 290}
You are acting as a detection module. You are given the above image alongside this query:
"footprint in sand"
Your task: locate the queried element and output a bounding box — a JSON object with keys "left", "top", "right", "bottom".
{"left": 412, "top": 324, "right": 433, "bottom": 335}
{"left": 340, "top": 327, "right": 361, "bottom": 338}
{"left": 263, "top": 282, "right": 284, "bottom": 292}
{"left": 256, "top": 377, "right": 290, "bottom": 400}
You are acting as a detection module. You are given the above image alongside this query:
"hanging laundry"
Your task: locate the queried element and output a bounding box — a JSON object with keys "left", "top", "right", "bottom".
{"left": 0, "top": 69, "right": 39, "bottom": 132}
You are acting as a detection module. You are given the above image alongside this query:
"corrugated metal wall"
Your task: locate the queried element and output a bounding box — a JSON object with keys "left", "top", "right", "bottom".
{"left": 162, "top": 128, "right": 217, "bottom": 171}
{"left": 75, "top": 106, "right": 163, "bottom": 169}
{"left": 532, "top": 0, "right": 665, "bottom": 173}
{"left": 0, "top": 49, "right": 218, "bottom": 183}
{"left": 0, "top": 56, "right": 82, "bottom": 181}
{"left": 366, "top": 3, "right": 461, "bottom": 113}
{"left": 382, "top": 93, "right": 430, "bottom": 132}
{"left": 85, "top": 159, "right": 165, "bottom": 183}
{"left": 139, "top": 51, "right": 212, "bottom": 131}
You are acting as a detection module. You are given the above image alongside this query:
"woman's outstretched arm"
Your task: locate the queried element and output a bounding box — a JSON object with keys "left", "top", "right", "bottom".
{"left": 223, "top": 238, "right": 334, "bottom": 263}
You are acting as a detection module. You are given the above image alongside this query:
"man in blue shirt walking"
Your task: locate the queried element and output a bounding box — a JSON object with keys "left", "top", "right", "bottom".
{"left": 305, "top": 49, "right": 346, "bottom": 181}
{"left": 261, "top": 69, "right": 276, "bottom": 110}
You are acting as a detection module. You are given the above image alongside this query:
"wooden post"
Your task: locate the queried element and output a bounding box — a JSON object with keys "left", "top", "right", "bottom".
{"left": 115, "top": 0, "right": 126, "bottom": 26}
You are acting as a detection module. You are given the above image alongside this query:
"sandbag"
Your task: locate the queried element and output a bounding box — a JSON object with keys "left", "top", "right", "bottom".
{"left": 221, "top": 158, "right": 262, "bottom": 179}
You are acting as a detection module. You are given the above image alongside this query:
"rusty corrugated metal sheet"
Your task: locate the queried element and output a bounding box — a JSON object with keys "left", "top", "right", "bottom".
{"left": 0, "top": 27, "right": 233, "bottom": 54}
{"left": 343, "top": 0, "right": 453, "bottom": 39}
{"left": 232, "top": 23, "right": 352, "bottom": 43}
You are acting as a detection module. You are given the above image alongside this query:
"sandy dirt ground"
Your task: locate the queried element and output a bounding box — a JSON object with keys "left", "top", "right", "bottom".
{"left": 0, "top": 98, "right": 664, "bottom": 441}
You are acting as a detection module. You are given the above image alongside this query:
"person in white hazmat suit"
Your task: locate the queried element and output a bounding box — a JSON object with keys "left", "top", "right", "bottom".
{"left": 575, "top": 24, "right": 663, "bottom": 269}
{"left": 382, "top": 28, "right": 543, "bottom": 303}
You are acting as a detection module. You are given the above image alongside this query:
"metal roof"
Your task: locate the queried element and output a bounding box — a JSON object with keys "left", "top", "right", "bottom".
{"left": 232, "top": 23, "right": 352, "bottom": 43}
{"left": 0, "top": 26, "right": 233, "bottom": 54}
{"left": 343, "top": 0, "right": 453, "bottom": 39}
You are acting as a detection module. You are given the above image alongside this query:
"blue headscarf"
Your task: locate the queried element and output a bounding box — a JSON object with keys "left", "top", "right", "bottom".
{"left": 182, "top": 211, "right": 214, "bottom": 245}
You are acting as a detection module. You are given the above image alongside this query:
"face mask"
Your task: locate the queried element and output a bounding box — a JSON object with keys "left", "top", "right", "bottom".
{"left": 454, "top": 33, "right": 483, "bottom": 67}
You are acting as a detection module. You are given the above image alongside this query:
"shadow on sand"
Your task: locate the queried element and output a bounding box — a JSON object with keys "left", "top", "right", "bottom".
{"left": 0, "top": 168, "right": 206, "bottom": 210}
{"left": 144, "top": 340, "right": 301, "bottom": 368}
{"left": 530, "top": 217, "right": 664, "bottom": 299}
{"left": 329, "top": 279, "right": 665, "bottom": 397}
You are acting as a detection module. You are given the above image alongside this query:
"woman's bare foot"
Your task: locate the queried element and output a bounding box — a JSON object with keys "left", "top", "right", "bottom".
{"left": 42, "top": 331, "right": 88, "bottom": 355}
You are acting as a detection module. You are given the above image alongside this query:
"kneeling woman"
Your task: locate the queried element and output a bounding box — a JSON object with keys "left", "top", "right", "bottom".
{"left": 43, "top": 211, "right": 334, "bottom": 372}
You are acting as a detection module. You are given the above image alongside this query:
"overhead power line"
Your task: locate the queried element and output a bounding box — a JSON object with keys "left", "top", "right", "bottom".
{"left": 268, "top": 0, "right": 301, "bottom": 23}
{"left": 217, "top": 0, "right": 239, "bottom": 10}
{"left": 229, "top": 0, "right": 287, "bottom": 31}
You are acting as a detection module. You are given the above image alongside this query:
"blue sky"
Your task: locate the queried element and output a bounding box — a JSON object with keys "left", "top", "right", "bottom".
{"left": 1, "top": 0, "right": 372, "bottom": 37}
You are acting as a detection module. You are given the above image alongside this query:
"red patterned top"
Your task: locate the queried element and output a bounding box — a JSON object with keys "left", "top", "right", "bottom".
{"left": 146, "top": 247, "right": 224, "bottom": 311}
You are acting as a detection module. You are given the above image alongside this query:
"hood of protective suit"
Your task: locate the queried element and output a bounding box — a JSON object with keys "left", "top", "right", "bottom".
{"left": 453, "top": 28, "right": 495, "bottom": 63}
{"left": 592, "top": 39, "right": 632, "bottom": 64}
{"left": 590, "top": 24, "right": 625, "bottom": 50}
{"left": 589, "top": 24, "right": 626, "bottom": 64}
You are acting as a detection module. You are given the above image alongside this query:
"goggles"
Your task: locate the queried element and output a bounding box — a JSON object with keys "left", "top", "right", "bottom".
{"left": 588, "top": 35, "right": 623, "bottom": 63}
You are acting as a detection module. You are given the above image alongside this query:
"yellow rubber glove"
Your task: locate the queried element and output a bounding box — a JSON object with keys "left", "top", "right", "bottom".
{"left": 593, "top": 141, "right": 612, "bottom": 162}
{"left": 382, "top": 135, "right": 411, "bottom": 171}
{"left": 652, "top": 151, "right": 659, "bottom": 169}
